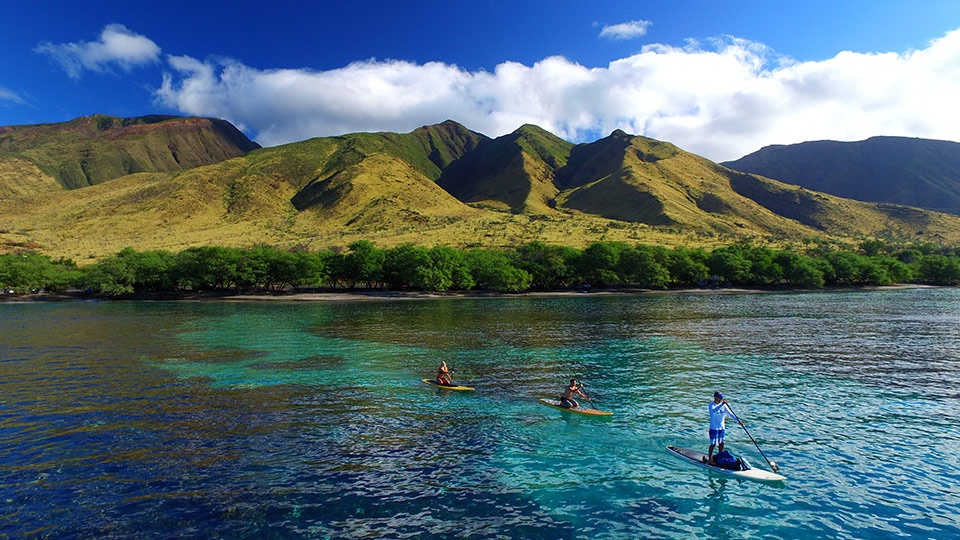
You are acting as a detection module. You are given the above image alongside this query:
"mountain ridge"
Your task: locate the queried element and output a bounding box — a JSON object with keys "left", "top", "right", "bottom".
{"left": 0, "top": 114, "right": 260, "bottom": 195}
{"left": 437, "top": 123, "right": 570, "bottom": 213}
{"left": 722, "top": 136, "right": 960, "bottom": 215}
{"left": 3, "top": 115, "right": 960, "bottom": 263}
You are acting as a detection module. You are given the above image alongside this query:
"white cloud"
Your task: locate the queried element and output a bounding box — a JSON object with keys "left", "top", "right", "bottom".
{"left": 599, "top": 20, "right": 653, "bottom": 40}
{"left": 155, "top": 27, "right": 960, "bottom": 162}
{"left": 36, "top": 24, "right": 161, "bottom": 79}
{"left": 0, "top": 85, "right": 26, "bottom": 105}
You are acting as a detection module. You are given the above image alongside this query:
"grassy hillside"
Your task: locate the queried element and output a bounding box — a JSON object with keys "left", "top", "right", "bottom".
{"left": 723, "top": 136, "right": 960, "bottom": 215}
{"left": 4, "top": 119, "right": 960, "bottom": 264}
{"left": 437, "top": 124, "right": 572, "bottom": 213}
{"left": 0, "top": 114, "right": 260, "bottom": 192}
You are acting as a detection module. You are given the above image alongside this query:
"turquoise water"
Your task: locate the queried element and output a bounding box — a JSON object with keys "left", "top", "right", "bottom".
{"left": 1, "top": 289, "right": 958, "bottom": 538}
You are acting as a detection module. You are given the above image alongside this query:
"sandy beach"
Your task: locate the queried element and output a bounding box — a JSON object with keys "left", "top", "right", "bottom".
{"left": 1, "top": 283, "right": 937, "bottom": 303}
{"left": 184, "top": 282, "right": 941, "bottom": 302}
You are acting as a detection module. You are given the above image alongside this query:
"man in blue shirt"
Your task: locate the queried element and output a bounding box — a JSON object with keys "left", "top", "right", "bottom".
{"left": 707, "top": 391, "right": 743, "bottom": 464}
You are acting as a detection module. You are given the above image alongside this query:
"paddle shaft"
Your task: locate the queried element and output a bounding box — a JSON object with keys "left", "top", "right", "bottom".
{"left": 576, "top": 380, "right": 593, "bottom": 403}
{"left": 726, "top": 403, "right": 779, "bottom": 473}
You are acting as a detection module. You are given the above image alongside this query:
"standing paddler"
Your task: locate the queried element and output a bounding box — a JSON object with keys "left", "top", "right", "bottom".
{"left": 706, "top": 391, "right": 744, "bottom": 464}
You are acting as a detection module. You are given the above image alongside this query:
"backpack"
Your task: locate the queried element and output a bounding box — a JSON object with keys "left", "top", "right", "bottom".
{"left": 713, "top": 450, "right": 740, "bottom": 470}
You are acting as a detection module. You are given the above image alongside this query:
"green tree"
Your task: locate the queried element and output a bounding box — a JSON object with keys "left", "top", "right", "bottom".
{"left": 115, "top": 248, "right": 178, "bottom": 291}
{"left": 620, "top": 244, "right": 671, "bottom": 288}
{"left": 513, "top": 241, "right": 578, "bottom": 289}
{"left": 774, "top": 251, "right": 825, "bottom": 288}
{"left": 743, "top": 245, "right": 783, "bottom": 285}
{"left": 1, "top": 252, "right": 80, "bottom": 293}
{"left": 857, "top": 257, "right": 891, "bottom": 285}
{"left": 708, "top": 247, "right": 752, "bottom": 284}
{"left": 824, "top": 251, "right": 862, "bottom": 284}
{"left": 578, "top": 242, "right": 628, "bottom": 287}
{"left": 875, "top": 256, "right": 913, "bottom": 284}
{"left": 666, "top": 247, "right": 710, "bottom": 286}
{"left": 258, "top": 246, "right": 295, "bottom": 291}
{"left": 174, "top": 246, "right": 241, "bottom": 290}
{"left": 893, "top": 248, "right": 923, "bottom": 265}
{"left": 859, "top": 239, "right": 887, "bottom": 257}
{"left": 292, "top": 250, "right": 333, "bottom": 290}
{"left": 240, "top": 245, "right": 326, "bottom": 292}
{"left": 467, "top": 249, "right": 532, "bottom": 292}
{"left": 440, "top": 247, "right": 476, "bottom": 291}
{"left": 382, "top": 244, "right": 430, "bottom": 289}
{"left": 917, "top": 254, "right": 960, "bottom": 285}
{"left": 82, "top": 252, "right": 137, "bottom": 295}
{"left": 414, "top": 246, "right": 473, "bottom": 291}
{"left": 343, "top": 240, "right": 385, "bottom": 288}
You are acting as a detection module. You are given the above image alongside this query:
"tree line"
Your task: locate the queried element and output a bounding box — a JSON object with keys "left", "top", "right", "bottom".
{"left": 3, "top": 239, "right": 960, "bottom": 297}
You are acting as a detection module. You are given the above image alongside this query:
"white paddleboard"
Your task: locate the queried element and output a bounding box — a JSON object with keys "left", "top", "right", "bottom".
{"left": 667, "top": 445, "right": 786, "bottom": 482}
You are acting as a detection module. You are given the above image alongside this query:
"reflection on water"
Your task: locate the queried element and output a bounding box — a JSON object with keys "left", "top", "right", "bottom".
{"left": 1, "top": 289, "right": 959, "bottom": 538}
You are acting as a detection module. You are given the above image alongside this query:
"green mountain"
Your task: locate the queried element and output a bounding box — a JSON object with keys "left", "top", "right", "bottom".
{"left": 722, "top": 136, "right": 960, "bottom": 215}
{"left": 0, "top": 114, "right": 260, "bottom": 195}
{"left": 557, "top": 130, "right": 680, "bottom": 224}
{"left": 3, "top": 116, "right": 960, "bottom": 264}
{"left": 290, "top": 120, "right": 486, "bottom": 213}
{"left": 437, "top": 124, "right": 571, "bottom": 213}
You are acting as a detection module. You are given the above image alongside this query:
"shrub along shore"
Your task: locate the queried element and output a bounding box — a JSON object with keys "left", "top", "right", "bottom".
{"left": 3, "top": 239, "right": 960, "bottom": 299}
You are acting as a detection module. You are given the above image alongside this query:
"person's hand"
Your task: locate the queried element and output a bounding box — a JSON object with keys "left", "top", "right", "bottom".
{"left": 722, "top": 399, "right": 729, "bottom": 404}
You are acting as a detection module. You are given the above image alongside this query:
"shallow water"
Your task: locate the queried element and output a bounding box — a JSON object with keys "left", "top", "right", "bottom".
{"left": 1, "top": 289, "right": 958, "bottom": 538}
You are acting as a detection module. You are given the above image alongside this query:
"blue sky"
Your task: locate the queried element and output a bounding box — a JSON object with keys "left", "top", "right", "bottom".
{"left": 3, "top": 0, "right": 960, "bottom": 161}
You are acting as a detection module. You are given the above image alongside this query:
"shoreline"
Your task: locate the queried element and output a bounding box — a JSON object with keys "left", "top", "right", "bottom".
{"left": 1, "top": 283, "right": 940, "bottom": 303}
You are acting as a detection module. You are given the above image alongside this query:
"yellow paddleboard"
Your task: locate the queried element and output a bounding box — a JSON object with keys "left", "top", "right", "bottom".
{"left": 538, "top": 398, "right": 613, "bottom": 416}
{"left": 421, "top": 378, "right": 474, "bottom": 391}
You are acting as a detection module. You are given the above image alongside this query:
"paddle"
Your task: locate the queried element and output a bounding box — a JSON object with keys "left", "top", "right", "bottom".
{"left": 726, "top": 402, "right": 780, "bottom": 473}
{"left": 576, "top": 379, "right": 594, "bottom": 406}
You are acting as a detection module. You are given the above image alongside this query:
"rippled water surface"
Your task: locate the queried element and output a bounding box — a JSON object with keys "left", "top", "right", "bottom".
{"left": 2, "top": 289, "right": 959, "bottom": 539}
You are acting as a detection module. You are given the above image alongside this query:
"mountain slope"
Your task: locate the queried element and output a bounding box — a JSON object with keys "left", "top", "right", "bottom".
{"left": 0, "top": 114, "right": 260, "bottom": 194}
{"left": 4, "top": 118, "right": 960, "bottom": 263}
{"left": 291, "top": 121, "right": 486, "bottom": 213}
{"left": 553, "top": 133, "right": 935, "bottom": 241}
{"left": 437, "top": 124, "right": 572, "bottom": 213}
{"left": 722, "top": 136, "right": 960, "bottom": 215}
{"left": 557, "top": 131, "right": 675, "bottom": 224}
{"left": 0, "top": 138, "right": 482, "bottom": 260}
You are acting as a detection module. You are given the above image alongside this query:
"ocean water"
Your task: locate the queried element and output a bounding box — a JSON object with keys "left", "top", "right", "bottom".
{"left": 1, "top": 289, "right": 958, "bottom": 539}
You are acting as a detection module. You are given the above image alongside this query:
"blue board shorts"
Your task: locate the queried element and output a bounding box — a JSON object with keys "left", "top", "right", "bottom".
{"left": 709, "top": 428, "right": 725, "bottom": 445}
